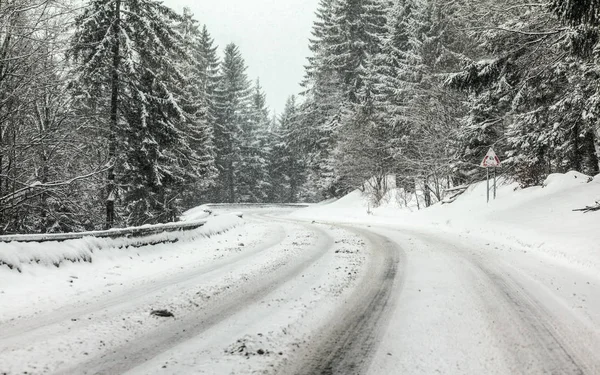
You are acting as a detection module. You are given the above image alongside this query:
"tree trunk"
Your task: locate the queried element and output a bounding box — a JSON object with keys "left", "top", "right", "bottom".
{"left": 423, "top": 177, "right": 432, "bottom": 207}
{"left": 0, "top": 126, "right": 3, "bottom": 233}
{"left": 106, "top": 0, "right": 121, "bottom": 229}
{"left": 596, "top": 125, "right": 600, "bottom": 172}
{"left": 584, "top": 130, "right": 599, "bottom": 175}
{"left": 0, "top": 17, "right": 12, "bottom": 233}
{"left": 289, "top": 180, "right": 297, "bottom": 203}
{"left": 228, "top": 160, "right": 235, "bottom": 203}
{"left": 572, "top": 121, "right": 582, "bottom": 171}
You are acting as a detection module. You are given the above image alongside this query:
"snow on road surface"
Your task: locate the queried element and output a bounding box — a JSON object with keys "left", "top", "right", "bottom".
{"left": 1, "top": 172, "right": 599, "bottom": 374}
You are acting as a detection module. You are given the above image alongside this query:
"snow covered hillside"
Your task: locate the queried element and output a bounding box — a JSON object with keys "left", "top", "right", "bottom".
{"left": 292, "top": 171, "right": 600, "bottom": 273}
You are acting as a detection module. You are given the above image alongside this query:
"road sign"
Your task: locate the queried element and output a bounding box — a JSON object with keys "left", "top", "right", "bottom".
{"left": 480, "top": 148, "right": 501, "bottom": 203}
{"left": 480, "top": 148, "right": 501, "bottom": 168}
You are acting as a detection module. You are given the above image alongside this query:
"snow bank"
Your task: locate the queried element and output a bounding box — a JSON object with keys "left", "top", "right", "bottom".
{"left": 290, "top": 187, "right": 412, "bottom": 223}
{"left": 180, "top": 205, "right": 212, "bottom": 221}
{"left": 0, "top": 219, "right": 208, "bottom": 243}
{"left": 291, "top": 171, "right": 600, "bottom": 271}
{"left": 0, "top": 214, "right": 244, "bottom": 273}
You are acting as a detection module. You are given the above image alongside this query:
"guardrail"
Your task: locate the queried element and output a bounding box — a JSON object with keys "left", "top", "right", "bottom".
{"left": 0, "top": 220, "right": 210, "bottom": 243}
{"left": 0, "top": 203, "right": 307, "bottom": 244}
{"left": 0, "top": 212, "right": 247, "bottom": 272}
{"left": 206, "top": 203, "right": 310, "bottom": 208}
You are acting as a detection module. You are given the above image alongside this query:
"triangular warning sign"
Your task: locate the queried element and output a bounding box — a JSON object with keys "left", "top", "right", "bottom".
{"left": 480, "top": 148, "right": 501, "bottom": 167}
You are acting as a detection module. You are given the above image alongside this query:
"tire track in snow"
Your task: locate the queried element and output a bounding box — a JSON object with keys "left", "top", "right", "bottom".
{"left": 52, "top": 220, "right": 335, "bottom": 375}
{"left": 0, "top": 222, "right": 286, "bottom": 343}
{"left": 294, "top": 226, "right": 404, "bottom": 375}
{"left": 400, "top": 229, "right": 594, "bottom": 374}
{"left": 474, "top": 262, "right": 588, "bottom": 374}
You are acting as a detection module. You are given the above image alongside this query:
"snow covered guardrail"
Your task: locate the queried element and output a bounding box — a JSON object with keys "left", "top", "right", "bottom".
{"left": 0, "top": 220, "right": 209, "bottom": 243}
{"left": 0, "top": 212, "right": 243, "bottom": 243}
{"left": 205, "top": 203, "right": 310, "bottom": 208}
{"left": 0, "top": 213, "right": 245, "bottom": 272}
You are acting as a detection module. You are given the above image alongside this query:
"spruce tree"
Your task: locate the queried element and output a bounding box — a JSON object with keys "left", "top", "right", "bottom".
{"left": 323, "top": 0, "right": 388, "bottom": 103}
{"left": 70, "top": 0, "right": 193, "bottom": 225}
{"left": 212, "top": 43, "right": 252, "bottom": 203}
{"left": 237, "top": 80, "right": 270, "bottom": 202}
{"left": 197, "top": 25, "right": 221, "bottom": 131}
{"left": 269, "top": 96, "right": 305, "bottom": 202}
{"left": 450, "top": 1, "right": 599, "bottom": 186}
{"left": 176, "top": 8, "right": 217, "bottom": 208}
{"left": 325, "top": 0, "right": 391, "bottom": 195}
{"left": 297, "top": 0, "right": 389, "bottom": 198}
{"left": 298, "top": 0, "right": 343, "bottom": 198}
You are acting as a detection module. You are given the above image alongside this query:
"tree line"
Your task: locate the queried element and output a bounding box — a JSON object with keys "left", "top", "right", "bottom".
{"left": 294, "top": 0, "right": 600, "bottom": 206}
{"left": 0, "top": 0, "right": 302, "bottom": 234}
{"left": 2, "top": 0, "right": 599, "bottom": 234}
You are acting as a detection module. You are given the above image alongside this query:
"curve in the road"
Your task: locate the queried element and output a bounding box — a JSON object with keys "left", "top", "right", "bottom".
{"left": 54, "top": 220, "right": 336, "bottom": 375}
{"left": 0, "top": 221, "right": 287, "bottom": 343}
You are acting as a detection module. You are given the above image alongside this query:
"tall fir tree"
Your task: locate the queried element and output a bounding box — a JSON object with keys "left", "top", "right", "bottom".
{"left": 237, "top": 80, "right": 271, "bottom": 202}
{"left": 325, "top": 0, "right": 391, "bottom": 195}
{"left": 297, "top": 0, "right": 389, "bottom": 198}
{"left": 269, "top": 96, "right": 305, "bottom": 202}
{"left": 324, "top": 0, "right": 389, "bottom": 102}
{"left": 369, "top": 0, "right": 415, "bottom": 191}
{"left": 298, "top": 0, "right": 343, "bottom": 198}
{"left": 70, "top": 0, "right": 197, "bottom": 225}
{"left": 175, "top": 8, "right": 217, "bottom": 208}
{"left": 212, "top": 43, "right": 252, "bottom": 203}
{"left": 197, "top": 25, "right": 222, "bottom": 126}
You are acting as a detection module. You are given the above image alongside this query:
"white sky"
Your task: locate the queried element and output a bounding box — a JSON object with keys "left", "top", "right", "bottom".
{"left": 162, "top": 0, "right": 320, "bottom": 116}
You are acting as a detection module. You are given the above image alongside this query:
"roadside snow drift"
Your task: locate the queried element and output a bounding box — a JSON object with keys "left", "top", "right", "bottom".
{"left": 292, "top": 171, "right": 600, "bottom": 272}
{"left": 0, "top": 214, "right": 243, "bottom": 272}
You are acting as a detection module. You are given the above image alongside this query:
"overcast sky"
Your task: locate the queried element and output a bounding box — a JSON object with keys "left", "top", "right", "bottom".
{"left": 162, "top": 0, "right": 320, "bottom": 116}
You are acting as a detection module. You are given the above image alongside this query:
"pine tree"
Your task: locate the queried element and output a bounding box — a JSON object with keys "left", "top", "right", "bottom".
{"left": 237, "top": 80, "right": 270, "bottom": 202}
{"left": 335, "top": 76, "right": 398, "bottom": 204}
{"left": 297, "top": 0, "right": 390, "bottom": 198}
{"left": 176, "top": 8, "right": 217, "bottom": 208}
{"left": 269, "top": 96, "right": 305, "bottom": 202}
{"left": 70, "top": 0, "right": 194, "bottom": 225}
{"left": 197, "top": 25, "right": 222, "bottom": 125}
{"left": 450, "top": 1, "right": 599, "bottom": 186}
{"left": 550, "top": 0, "right": 600, "bottom": 173}
{"left": 212, "top": 43, "right": 252, "bottom": 203}
{"left": 323, "top": 0, "right": 388, "bottom": 102}
{"left": 373, "top": 0, "right": 417, "bottom": 191}
{"left": 297, "top": 0, "right": 343, "bottom": 199}
{"left": 329, "top": 0, "right": 411, "bottom": 199}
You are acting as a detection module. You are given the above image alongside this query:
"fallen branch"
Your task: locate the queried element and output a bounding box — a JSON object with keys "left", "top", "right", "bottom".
{"left": 573, "top": 201, "right": 600, "bottom": 213}
{"left": 441, "top": 185, "right": 469, "bottom": 205}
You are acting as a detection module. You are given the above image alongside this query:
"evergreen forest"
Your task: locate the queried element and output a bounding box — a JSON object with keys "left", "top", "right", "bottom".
{"left": 1, "top": 0, "right": 599, "bottom": 233}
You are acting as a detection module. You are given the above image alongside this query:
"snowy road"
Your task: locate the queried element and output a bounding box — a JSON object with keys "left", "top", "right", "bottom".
{"left": 1, "top": 207, "right": 599, "bottom": 374}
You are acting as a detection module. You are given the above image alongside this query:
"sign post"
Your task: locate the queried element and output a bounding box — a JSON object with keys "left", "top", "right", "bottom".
{"left": 480, "top": 148, "right": 501, "bottom": 203}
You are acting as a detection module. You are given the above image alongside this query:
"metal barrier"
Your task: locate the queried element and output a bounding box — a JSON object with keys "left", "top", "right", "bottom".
{"left": 0, "top": 220, "right": 210, "bottom": 243}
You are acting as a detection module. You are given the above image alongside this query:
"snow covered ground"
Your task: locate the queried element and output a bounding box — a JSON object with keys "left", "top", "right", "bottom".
{"left": 292, "top": 171, "right": 600, "bottom": 274}
{"left": 288, "top": 171, "right": 600, "bottom": 374}
{"left": 0, "top": 214, "right": 244, "bottom": 322}
{"left": 1, "top": 172, "right": 599, "bottom": 374}
{"left": 0, "top": 211, "right": 378, "bottom": 374}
